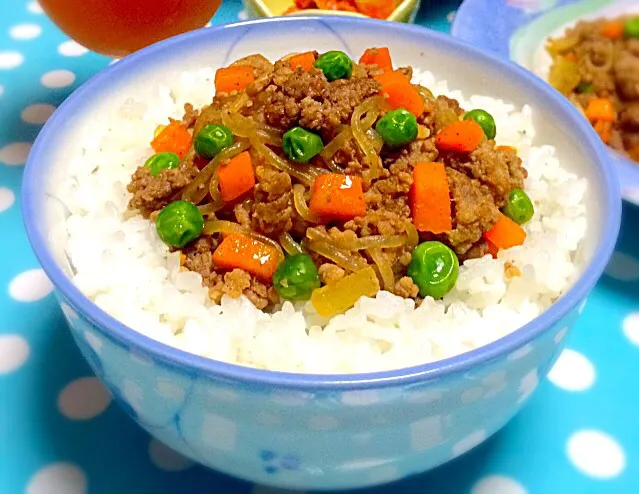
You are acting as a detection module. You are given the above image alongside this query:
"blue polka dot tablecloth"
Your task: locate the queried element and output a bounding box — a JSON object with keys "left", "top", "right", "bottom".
{"left": 2, "top": 1, "right": 639, "bottom": 493}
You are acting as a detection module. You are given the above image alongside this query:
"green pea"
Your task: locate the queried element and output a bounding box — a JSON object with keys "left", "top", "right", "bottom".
{"left": 144, "top": 152, "right": 180, "bottom": 177}
{"left": 375, "top": 108, "right": 418, "bottom": 147}
{"left": 314, "top": 51, "right": 353, "bottom": 82}
{"left": 273, "top": 254, "right": 321, "bottom": 301}
{"left": 282, "top": 127, "right": 324, "bottom": 163}
{"left": 155, "top": 200, "right": 204, "bottom": 248}
{"left": 575, "top": 81, "right": 594, "bottom": 94}
{"left": 502, "top": 189, "right": 534, "bottom": 225}
{"left": 464, "top": 109, "right": 497, "bottom": 140}
{"left": 407, "top": 241, "right": 459, "bottom": 299}
{"left": 624, "top": 17, "right": 639, "bottom": 38}
{"left": 194, "top": 124, "right": 234, "bottom": 159}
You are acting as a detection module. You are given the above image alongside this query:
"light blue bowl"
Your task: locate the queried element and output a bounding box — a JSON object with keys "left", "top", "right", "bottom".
{"left": 22, "top": 16, "right": 620, "bottom": 491}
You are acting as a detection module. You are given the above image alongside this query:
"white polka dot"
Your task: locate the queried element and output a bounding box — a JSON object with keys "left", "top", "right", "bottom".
{"left": 238, "top": 10, "right": 248, "bottom": 20}
{"left": 0, "top": 334, "right": 30, "bottom": 373}
{"left": 517, "top": 369, "right": 538, "bottom": 404}
{"left": 148, "top": 439, "right": 193, "bottom": 472}
{"left": 27, "top": 463, "right": 87, "bottom": 494}
{"left": 10, "top": 23, "right": 42, "bottom": 40}
{"left": 410, "top": 415, "right": 444, "bottom": 451}
{"left": 156, "top": 379, "right": 185, "bottom": 400}
{"left": 0, "top": 84, "right": 4, "bottom": 96}
{"left": 109, "top": 58, "right": 119, "bottom": 65}
{"left": 452, "top": 430, "right": 486, "bottom": 457}
{"left": 554, "top": 326, "right": 569, "bottom": 344}
{"left": 22, "top": 103, "right": 56, "bottom": 124}
{"left": 446, "top": 10, "right": 457, "bottom": 23}
{"left": 578, "top": 299, "right": 587, "bottom": 314}
{"left": 406, "top": 388, "right": 444, "bottom": 403}
{"left": 58, "top": 377, "right": 111, "bottom": 420}
{"left": 255, "top": 411, "right": 282, "bottom": 426}
{"left": 201, "top": 413, "right": 237, "bottom": 452}
{"left": 0, "top": 51, "right": 24, "bottom": 69}
{"left": 28, "top": 1, "right": 44, "bottom": 14}
{"left": 122, "top": 378, "right": 143, "bottom": 411}
{"left": 341, "top": 390, "right": 379, "bottom": 406}
{"left": 61, "top": 302, "right": 78, "bottom": 321}
{"left": 0, "top": 187, "right": 15, "bottom": 213}
{"left": 472, "top": 475, "right": 526, "bottom": 494}
{"left": 507, "top": 344, "right": 532, "bottom": 360}
{"left": 208, "top": 387, "right": 239, "bottom": 402}
{"left": 567, "top": 430, "right": 625, "bottom": 479}
{"left": 271, "top": 391, "right": 311, "bottom": 406}
{"left": 622, "top": 313, "right": 639, "bottom": 347}
{"left": 308, "top": 415, "right": 339, "bottom": 431}
{"left": 9, "top": 269, "right": 53, "bottom": 301}
{"left": 605, "top": 252, "right": 639, "bottom": 281}
{"left": 129, "top": 350, "right": 153, "bottom": 366}
{"left": 0, "top": 142, "right": 32, "bottom": 165}
{"left": 461, "top": 387, "right": 483, "bottom": 404}
{"left": 352, "top": 431, "right": 373, "bottom": 444}
{"left": 41, "top": 69, "right": 75, "bottom": 88}
{"left": 58, "top": 40, "right": 88, "bottom": 57}
{"left": 547, "top": 349, "right": 595, "bottom": 391}
{"left": 83, "top": 332, "right": 103, "bottom": 353}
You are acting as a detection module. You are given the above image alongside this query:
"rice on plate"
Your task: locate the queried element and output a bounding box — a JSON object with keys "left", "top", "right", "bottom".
{"left": 57, "top": 49, "right": 587, "bottom": 374}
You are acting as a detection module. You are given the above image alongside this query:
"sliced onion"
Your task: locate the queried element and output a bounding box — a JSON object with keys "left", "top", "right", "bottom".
{"left": 293, "top": 184, "right": 323, "bottom": 223}
{"left": 368, "top": 247, "right": 394, "bottom": 290}
{"left": 306, "top": 240, "right": 369, "bottom": 273}
{"left": 279, "top": 232, "right": 304, "bottom": 255}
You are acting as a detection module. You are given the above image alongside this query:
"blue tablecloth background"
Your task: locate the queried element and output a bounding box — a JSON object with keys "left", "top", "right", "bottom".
{"left": 1, "top": 1, "right": 639, "bottom": 493}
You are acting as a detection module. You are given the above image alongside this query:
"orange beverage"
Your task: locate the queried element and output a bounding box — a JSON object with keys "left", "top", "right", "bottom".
{"left": 40, "top": 0, "right": 222, "bottom": 58}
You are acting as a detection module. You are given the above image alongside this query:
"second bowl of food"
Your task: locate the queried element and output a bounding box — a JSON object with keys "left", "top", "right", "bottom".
{"left": 23, "top": 16, "right": 620, "bottom": 491}
{"left": 452, "top": 0, "right": 639, "bottom": 203}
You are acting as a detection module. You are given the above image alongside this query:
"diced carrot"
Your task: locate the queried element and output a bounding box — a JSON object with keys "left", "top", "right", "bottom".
{"left": 212, "top": 233, "right": 279, "bottom": 280}
{"left": 410, "top": 162, "right": 452, "bottom": 234}
{"left": 497, "top": 145, "right": 517, "bottom": 154}
{"left": 483, "top": 214, "right": 526, "bottom": 251}
{"left": 594, "top": 119, "right": 612, "bottom": 144}
{"left": 601, "top": 21, "right": 624, "bottom": 39}
{"left": 150, "top": 121, "right": 192, "bottom": 159}
{"left": 486, "top": 239, "right": 499, "bottom": 258}
{"left": 435, "top": 120, "right": 484, "bottom": 153}
{"left": 316, "top": 0, "right": 358, "bottom": 11}
{"left": 295, "top": 0, "right": 317, "bottom": 8}
{"left": 217, "top": 151, "right": 255, "bottom": 202}
{"left": 309, "top": 174, "right": 366, "bottom": 220}
{"left": 289, "top": 52, "right": 316, "bottom": 72}
{"left": 564, "top": 53, "right": 577, "bottom": 62}
{"left": 359, "top": 47, "right": 393, "bottom": 71}
{"left": 214, "top": 65, "right": 255, "bottom": 94}
{"left": 354, "top": 0, "right": 396, "bottom": 19}
{"left": 374, "top": 71, "right": 425, "bottom": 117}
{"left": 585, "top": 98, "right": 615, "bottom": 122}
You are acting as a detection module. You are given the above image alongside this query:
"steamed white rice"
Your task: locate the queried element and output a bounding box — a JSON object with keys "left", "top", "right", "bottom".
{"left": 56, "top": 67, "right": 587, "bottom": 373}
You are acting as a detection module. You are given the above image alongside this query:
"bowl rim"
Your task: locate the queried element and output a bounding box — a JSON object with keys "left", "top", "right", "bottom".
{"left": 22, "top": 16, "right": 621, "bottom": 390}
